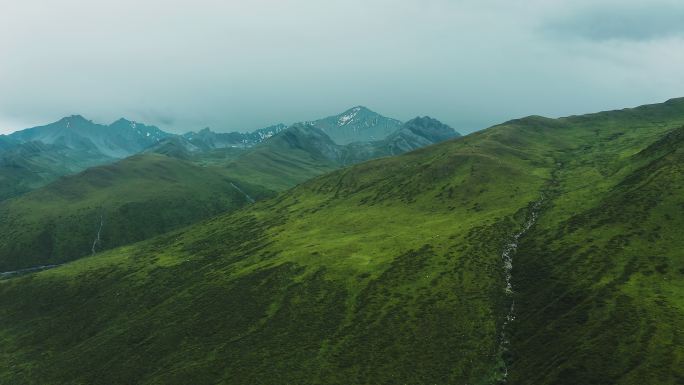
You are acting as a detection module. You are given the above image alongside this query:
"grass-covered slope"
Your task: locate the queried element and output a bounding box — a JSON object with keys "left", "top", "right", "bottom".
{"left": 0, "top": 141, "right": 114, "bottom": 201}
{"left": 339, "top": 116, "right": 461, "bottom": 165}
{"left": 0, "top": 118, "right": 456, "bottom": 271}
{"left": 0, "top": 153, "right": 270, "bottom": 270}
{"left": 509, "top": 124, "right": 684, "bottom": 384}
{"left": 0, "top": 98, "right": 683, "bottom": 384}
{"left": 1, "top": 115, "right": 171, "bottom": 201}
{"left": 222, "top": 118, "right": 460, "bottom": 190}
{"left": 0, "top": 124, "right": 548, "bottom": 385}
{"left": 221, "top": 124, "right": 342, "bottom": 191}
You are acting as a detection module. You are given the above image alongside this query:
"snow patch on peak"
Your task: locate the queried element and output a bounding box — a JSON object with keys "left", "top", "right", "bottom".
{"left": 259, "top": 131, "right": 275, "bottom": 140}
{"left": 338, "top": 107, "right": 361, "bottom": 126}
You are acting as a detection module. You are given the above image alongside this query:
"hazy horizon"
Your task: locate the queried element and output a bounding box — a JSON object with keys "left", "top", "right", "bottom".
{"left": 2, "top": 0, "right": 684, "bottom": 135}
{"left": 2, "top": 97, "right": 683, "bottom": 137}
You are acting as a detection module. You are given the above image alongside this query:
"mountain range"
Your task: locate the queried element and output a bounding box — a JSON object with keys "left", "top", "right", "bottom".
{"left": 0, "top": 108, "right": 459, "bottom": 270}
{"left": 0, "top": 107, "right": 438, "bottom": 201}
{"left": 9, "top": 115, "right": 170, "bottom": 158}
{"left": 182, "top": 124, "right": 288, "bottom": 150}
{"left": 0, "top": 154, "right": 272, "bottom": 270}
{"left": 0, "top": 116, "right": 169, "bottom": 200}
{"left": 0, "top": 99, "right": 682, "bottom": 384}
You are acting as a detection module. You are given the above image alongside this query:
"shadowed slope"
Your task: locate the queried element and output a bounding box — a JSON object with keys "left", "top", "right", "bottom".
{"left": 510, "top": 125, "right": 684, "bottom": 384}
{"left": 0, "top": 153, "right": 271, "bottom": 270}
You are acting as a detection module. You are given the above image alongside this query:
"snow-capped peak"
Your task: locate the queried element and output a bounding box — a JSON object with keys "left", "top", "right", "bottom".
{"left": 338, "top": 107, "right": 362, "bottom": 126}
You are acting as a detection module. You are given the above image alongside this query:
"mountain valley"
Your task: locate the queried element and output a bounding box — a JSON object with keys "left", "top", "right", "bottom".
{"left": 0, "top": 98, "right": 682, "bottom": 384}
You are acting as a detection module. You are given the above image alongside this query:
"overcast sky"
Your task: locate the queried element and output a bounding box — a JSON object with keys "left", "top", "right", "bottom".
{"left": 1, "top": 0, "right": 684, "bottom": 134}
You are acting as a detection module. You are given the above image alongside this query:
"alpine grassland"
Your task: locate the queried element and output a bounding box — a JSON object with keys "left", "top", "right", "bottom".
{"left": 0, "top": 153, "right": 271, "bottom": 270}
{"left": 0, "top": 116, "right": 456, "bottom": 271}
{"left": 0, "top": 99, "right": 683, "bottom": 384}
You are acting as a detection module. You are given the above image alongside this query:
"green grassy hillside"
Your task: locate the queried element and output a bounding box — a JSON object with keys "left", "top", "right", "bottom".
{"left": 0, "top": 141, "right": 114, "bottom": 201}
{"left": 1, "top": 115, "right": 171, "bottom": 201}
{"left": 0, "top": 98, "right": 683, "bottom": 384}
{"left": 221, "top": 124, "right": 341, "bottom": 191}
{"left": 222, "top": 118, "right": 459, "bottom": 190}
{"left": 0, "top": 153, "right": 271, "bottom": 270}
{"left": 509, "top": 126, "right": 684, "bottom": 384}
{"left": 0, "top": 118, "right": 456, "bottom": 271}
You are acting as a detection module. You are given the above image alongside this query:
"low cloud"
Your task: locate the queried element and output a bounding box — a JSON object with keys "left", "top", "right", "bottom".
{"left": 1, "top": 0, "right": 683, "bottom": 135}
{"left": 545, "top": 4, "right": 684, "bottom": 41}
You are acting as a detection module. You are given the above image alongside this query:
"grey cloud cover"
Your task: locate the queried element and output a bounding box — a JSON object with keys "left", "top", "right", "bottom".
{"left": 546, "top": 3, "right": 684, "bottom": 41}
{"left": 1, "top": 0, "right": 683, "bottom": 134}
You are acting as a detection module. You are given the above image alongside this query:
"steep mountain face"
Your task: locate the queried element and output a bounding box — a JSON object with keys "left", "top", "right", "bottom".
{"left": 1, "top": 99, "right": 683, "bottom": 384}
{"left": 182, "top": 124, "right": 287, "bottom": 150}
{"left": 0, "top": 153, "right": 272, "bottom": 270}
{"left": 306, "top": 106, "right": 403, "bottom": 144}
{"left": 9, "top": 115, "right": 170, "bottom": 158}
